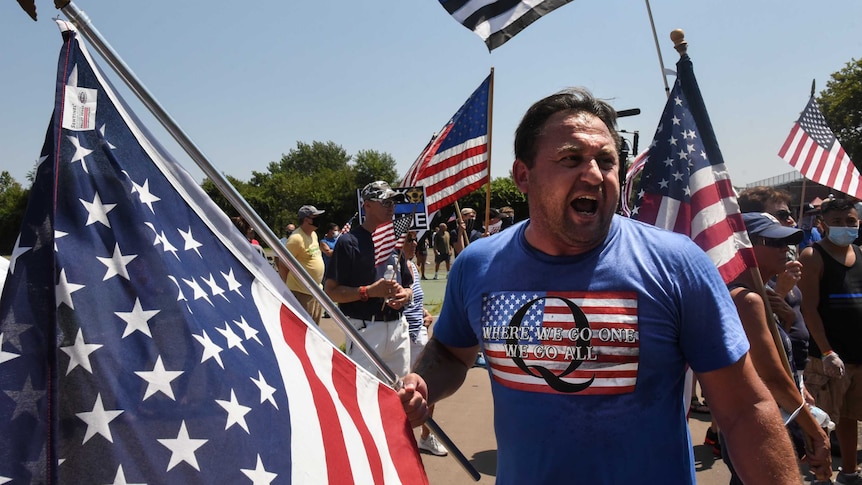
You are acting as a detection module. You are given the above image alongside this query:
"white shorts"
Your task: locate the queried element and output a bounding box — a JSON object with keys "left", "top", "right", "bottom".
{"left": 345, "top": 316, "right": 410, "bottom": 380}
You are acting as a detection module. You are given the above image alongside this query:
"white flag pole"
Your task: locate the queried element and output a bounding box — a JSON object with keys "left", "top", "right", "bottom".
{"left": 645, "top": 0, "right": 671, "bottom": 97}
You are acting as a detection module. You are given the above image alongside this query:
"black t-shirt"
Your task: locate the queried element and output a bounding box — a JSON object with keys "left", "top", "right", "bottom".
{"left": 808, "top": 243, "right": 862, "bottom": 363}
{"left": 325, "top": 225, "right": 413, "bottom": 321}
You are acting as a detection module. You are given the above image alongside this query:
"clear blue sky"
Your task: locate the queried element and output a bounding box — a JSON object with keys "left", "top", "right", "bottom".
{"left": 2, "top": 0, "right": 861, "bottom": 191}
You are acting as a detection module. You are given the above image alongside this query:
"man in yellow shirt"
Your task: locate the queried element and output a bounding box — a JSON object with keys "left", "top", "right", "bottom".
{"left": 279, "top": 205, "right": 326, "bottom": 324}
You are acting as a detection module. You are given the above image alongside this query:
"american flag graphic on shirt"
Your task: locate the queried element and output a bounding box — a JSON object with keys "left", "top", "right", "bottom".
{"left": 481, "top": 290, "right": 639, "bottom": 395}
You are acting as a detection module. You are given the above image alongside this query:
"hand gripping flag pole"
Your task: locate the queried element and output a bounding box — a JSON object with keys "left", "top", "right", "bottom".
{"left": 57, "top": 2, "right": 480, "bottom": 480}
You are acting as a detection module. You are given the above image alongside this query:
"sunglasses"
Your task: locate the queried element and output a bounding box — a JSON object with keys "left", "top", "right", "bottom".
{"left": 375, "top": 199, "right": 396, "bottom": 208}
{"left": 758, "top": 238, "right": 790, "bottom": 248}
{"left": 405, "top": 238, "right": 417, "bottom": 243}
{"left": 773, "top": 210, "right": 792, "bottom": 221}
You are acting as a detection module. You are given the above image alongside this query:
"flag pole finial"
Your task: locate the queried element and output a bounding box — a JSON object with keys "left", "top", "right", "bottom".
{"left": 671, "top": 29, "right": 687, "bottom": 56}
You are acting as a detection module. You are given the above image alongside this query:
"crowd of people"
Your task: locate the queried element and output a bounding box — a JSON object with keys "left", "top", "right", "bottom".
{"left": 240, "top": 87, "right": 861, "bottom": 483}
{"left": 256, "top": 178, "right": 512, "bottom": 456}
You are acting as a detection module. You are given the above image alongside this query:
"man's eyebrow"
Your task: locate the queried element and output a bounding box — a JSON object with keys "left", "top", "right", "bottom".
{"left": 555, "top": 143, "right": 583, "bottom": 154}
{"left": 555, "top": 143, "right": 617, "bottom": 156}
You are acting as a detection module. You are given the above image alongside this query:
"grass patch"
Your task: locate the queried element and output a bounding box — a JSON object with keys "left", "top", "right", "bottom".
{"left": 425, "top": 299, "right": 443, "bottom": 316}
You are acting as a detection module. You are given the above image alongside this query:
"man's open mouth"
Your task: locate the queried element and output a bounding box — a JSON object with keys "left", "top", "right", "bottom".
{"left": 571, "top": 197, "right": 598, "bottom": 215}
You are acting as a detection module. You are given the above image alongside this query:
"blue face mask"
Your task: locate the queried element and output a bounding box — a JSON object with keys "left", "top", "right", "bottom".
{"left": 827, "top": 226, "right": 859, "bottom": 246}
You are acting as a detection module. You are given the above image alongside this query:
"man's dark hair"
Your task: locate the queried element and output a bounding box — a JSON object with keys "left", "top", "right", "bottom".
{"left": 737, "top": 186, "right": 792, "bottom": 213}
{"left": 820, "top": 197, "right": 856, "bottom": 215}
{"left": 325, "top": 222, "right": 339, "bottom": 232}
{"left": 514, "top": 87, "right": 621, "bottom": 168}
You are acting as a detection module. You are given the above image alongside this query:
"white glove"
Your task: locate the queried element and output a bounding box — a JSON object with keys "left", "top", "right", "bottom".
{"left": 822, "top": 352, "right": 846, "bottom": 378}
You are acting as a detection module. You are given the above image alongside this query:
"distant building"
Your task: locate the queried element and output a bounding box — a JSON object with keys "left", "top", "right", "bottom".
{"left": 743, "top": 170, "right": 846, "bottom": 214}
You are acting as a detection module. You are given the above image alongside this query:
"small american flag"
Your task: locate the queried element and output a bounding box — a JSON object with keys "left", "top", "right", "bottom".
{"left": 778, "top": 96, "right": 861, "bottom": 199}
{"left": 481, "top": 291, "right": 639, "bottom": 395}
{"left": 401, "top": 74, "right": 490, "bottom": 214}
{"left": 0, "top": 21, "right": 427, "bottom": 484}
{"left": 372, "top": 214, "right": 414, "bottom": 267}
{"left": 339, "top": 214, "right": 355, "bottom": 236}
{"left": 631, "top": 53, "right": 755, "bottom": 284}
{"left": 438, "top": 0, "right": 576, "bottom": 51}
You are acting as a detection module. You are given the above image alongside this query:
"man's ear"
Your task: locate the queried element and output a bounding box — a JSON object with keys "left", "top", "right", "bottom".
{"left": 512, "top": 159, "right": 529, "bottom": 194}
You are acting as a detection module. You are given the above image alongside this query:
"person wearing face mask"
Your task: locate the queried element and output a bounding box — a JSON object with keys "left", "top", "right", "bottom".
{"left": 798, "top": 197, "right": 862, "bottom": 485}
{"left": 278, "top": 204, "right": 326, "bottom": 324}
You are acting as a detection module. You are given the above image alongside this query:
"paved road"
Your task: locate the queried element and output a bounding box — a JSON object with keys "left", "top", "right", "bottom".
{"left": 319, "top": 265, "right": 859, "bottom": 484}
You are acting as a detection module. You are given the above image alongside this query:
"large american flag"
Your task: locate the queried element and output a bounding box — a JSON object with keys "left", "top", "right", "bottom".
{"left": 631, "top": 53, "right": 755, "bottom": 284}
{"left": 438, "top": 0, "right": 575, "bottom": 51}
{"left": 400, "top": 74, "right": 490, "bottom": 214}
{"left": 481, "top": 291, "right": 639, "bottom": 395}
{"left": 0, "top": 21, "right": 427, "bottom": 484}
{"left": 778, "top": 96, "right": 861, "bottom": 199}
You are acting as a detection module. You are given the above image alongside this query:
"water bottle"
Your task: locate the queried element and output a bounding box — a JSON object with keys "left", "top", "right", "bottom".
{"left": 383, "top": 264, "right": 396, "bottom": 281}
{"left": 808, "top": 404, "right": 835, "bottom": 432}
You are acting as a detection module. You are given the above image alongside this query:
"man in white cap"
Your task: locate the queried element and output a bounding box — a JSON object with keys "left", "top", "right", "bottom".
{"left": 279, "top": 204, "right": 326, "bottom": 324}
{"left": 325, "top": 181, "right": 414, "bottom": 378}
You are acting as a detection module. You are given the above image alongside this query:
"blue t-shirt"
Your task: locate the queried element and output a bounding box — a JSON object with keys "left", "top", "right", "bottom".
{"left": 433, "top": 216, "right": 749, "bottom": 484}
{"left": 800, "top": 227, "right": 821, "bottom": 251}
{"left": 321, "top": 234, "right": 338, "bottom": 268}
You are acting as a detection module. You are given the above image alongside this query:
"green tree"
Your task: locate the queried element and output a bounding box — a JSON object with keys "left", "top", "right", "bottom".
{"left": 201, "top": 174, "right": 249, "bottom": 217}
{"left": 205, "top": 141, "right": 404, "bottom": 242}
{"left": 262, "top": 141, "right": 351, "bottom": 175}
{"left": 353, "top": 149, "right": 399, "bottom": 188}
{"left": 0, "top": 171, "right": 30, "bottom": 254}
{"left": 818, "top": 58, "right": 862, "bottom": 169}
{"left": 437, "top": 174, "right": 527, "bottom": 224}
{"left": 237, "top": 141, "right": 353, "bottom": 241}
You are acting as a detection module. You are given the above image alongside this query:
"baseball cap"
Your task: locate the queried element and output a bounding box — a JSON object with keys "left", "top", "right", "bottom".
{"left": 742, "top": 212, "right": 803, "bottom": 244}
{"left": 297, "top": 205, "right": 325, "bottom": 220}
{"left": 360, "top": 181, "right": 406, "bottom": 203}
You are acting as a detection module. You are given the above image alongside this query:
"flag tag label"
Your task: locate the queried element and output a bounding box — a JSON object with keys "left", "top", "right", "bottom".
{"left": 62, "top": 85, "right": 97, "bottom": 131}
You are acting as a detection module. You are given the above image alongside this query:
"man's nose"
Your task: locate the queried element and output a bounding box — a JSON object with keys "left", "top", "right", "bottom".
{"left": 579, "top": 159, "right": 604, "bottom": 184}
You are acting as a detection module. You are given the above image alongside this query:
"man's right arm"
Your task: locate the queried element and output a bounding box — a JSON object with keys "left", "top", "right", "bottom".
{"left": 399, "top": 337, "right": 478, "bottom": 427}
{"left": 324, "top": 276, "right": 396, "bottom": 303}
{"left": 319, "top": 241, "right": 333, "bottom": 258}
{"left": 451, "top": 225, "right": 467, "bottom": 255}
{"left": 697, "top": 354, "right": 800, "bottom": 484}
